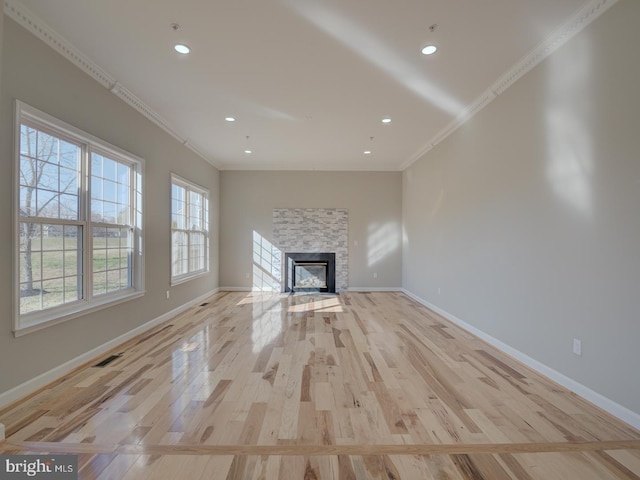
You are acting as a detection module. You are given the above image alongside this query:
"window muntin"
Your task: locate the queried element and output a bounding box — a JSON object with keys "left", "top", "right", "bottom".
{"left": 171, "top": 175, "right": 209, "bottom": 283}
{"left": 90, "top": 152, "right": 134, "bottom": 296}
{"left": 19, "top": 223, "right": 82, "bottom": 315}
{"left": 15, "top": 101, "right": 143, "bottom": 334}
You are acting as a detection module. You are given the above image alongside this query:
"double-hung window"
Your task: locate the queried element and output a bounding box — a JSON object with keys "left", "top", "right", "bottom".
{"left": 15, "top": 101, "right": 143, "bottom": 335}
{"left": 171, "top": 174, "right": 209, "bottom": 284}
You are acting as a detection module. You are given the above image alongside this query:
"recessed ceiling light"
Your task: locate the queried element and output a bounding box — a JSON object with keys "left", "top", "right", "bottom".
{"left": 421, "top": 45, "right": 437, "bottom": 55}
{"left": 381, "top": 118, "right": 392, "bottom": 124}
{"left": 244, "top": 150, "right": 252, "bottom": 154}
{"left": 225, "top": 117, "right": 236, "bottom": 122}
{"left": 174, "top": 44, "right": 191, "bottom": 54}
{"left": 364, "top": 150, "right": 372, "bottom": 155}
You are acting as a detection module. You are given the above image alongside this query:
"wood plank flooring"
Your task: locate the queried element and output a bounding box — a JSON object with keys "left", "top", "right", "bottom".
{"left": 1, "top": 291, "right": 639, "bottom": 479}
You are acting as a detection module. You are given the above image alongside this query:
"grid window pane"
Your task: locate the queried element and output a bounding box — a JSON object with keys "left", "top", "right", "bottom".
{"left": 92, "top": 225, "right": 132, "bottom": 296}
{"left": 172, "top": 230, "right": 188, "bottom": 277}
{"left": 171, "top": 178, "right": 209, "bottom": 282}
{"left": 17, "top": 109, "right": 142, "bottom": 327}
{"left": 91, "top": 153, "right": 131, "bottom": 228}
{"left": 90, "top": 152, "right": 133, "bottom": 296}
{"left": 20, "top": 125, "right": 37, "bottom": 156}
{"left": 19, "top": 221, "right": 83, "bottom": 313}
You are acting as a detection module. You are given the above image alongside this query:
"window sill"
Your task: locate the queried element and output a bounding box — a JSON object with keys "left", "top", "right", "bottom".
{"left": 14, "top": 290, "right": 146, "bottom": 337}
{"left": 171, "top": 271, "right": 209, "bottom": 287}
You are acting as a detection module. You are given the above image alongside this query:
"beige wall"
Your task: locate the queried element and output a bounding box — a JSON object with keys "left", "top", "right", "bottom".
{"left": 0, "top": 2, "right": 4, "bottom": 91}
{"left": 403, "top": 0, "right": 640, "bottom": 415}
{"left": 220, "top": 171, "right": 402, "bottom": 290}
{"left": 0, "top": 19, "right": 219, "bottom": 395}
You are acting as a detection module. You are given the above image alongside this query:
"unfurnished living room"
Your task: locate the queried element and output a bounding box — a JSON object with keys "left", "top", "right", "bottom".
{"left": 1, "top": 0, "right": 639, "bottom": 478}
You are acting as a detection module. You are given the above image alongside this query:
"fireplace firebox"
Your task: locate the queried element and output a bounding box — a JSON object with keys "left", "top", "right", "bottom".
{"left": 284, "top": 253, "right": 335, "bottom": 293}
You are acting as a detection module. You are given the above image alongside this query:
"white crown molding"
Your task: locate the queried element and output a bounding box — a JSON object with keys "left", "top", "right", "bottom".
{"left": 3, "top": 0, "right": 221, "bottom": 170}
{"left": 4, "top": 0, "right": 113, "bottom": 88}
{"left": 400, "top": 0, "right": 620, "bottom": 171}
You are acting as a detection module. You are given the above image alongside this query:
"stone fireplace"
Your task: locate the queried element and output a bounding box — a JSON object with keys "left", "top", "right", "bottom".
{"left": 284, "top": 252, "right": 336, "bottom": 293}
{"left": 273, "top": 208, "right": 348, "bottom": 292}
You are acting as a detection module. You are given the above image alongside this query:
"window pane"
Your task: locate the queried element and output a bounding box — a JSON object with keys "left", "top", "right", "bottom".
{"left": 92, "top": 226, "right": 132, "bottom": 295}
{"left": 171, "top": 230, "right": 188, "bottom": 277}
{"left": 91, "top": 176, "right": 103, "bottom": 199}
{"left": 17, "top": 111, "right": 141, "bottom": 326}
{"left": 20, "top": 223, "right": 42, "bottom": 284}
{"left": 117, "top": 162, "right": 130, "bottom": 186}
{"left": 92, "top": 153, "right": 103, "bottom": 177}
{"left": 37, "top": 130, "right": 59, "bottom": 162}
{"left": 103, "top": 180, "right": 116, "bottom": 203}
{"left": 19, "top": 156, "right": 35, "bottom": 187}
{"left": 19, "top": 130, "right": 81, "bottom": 221}
{"left": 93, "top": 271, "right": 107, "bottom": 296}
{"left": 172, "top": 184, "right": 185, "bottom": 203}
{"left": 189, "top": 232, "right": 205, "bottom": 272}
{"left": 103, "top": 202, "right": 117, "bottom": 223}
{"left": 59, "top": 140, "right": 80, "bottom": 169}
{"left": 204, "top": 198, "right": 209, "bottom": 231}
{"left": 103, "top": 158, "right": 116, "bottom": 181}
{"left": 20, "top": 125, "right": 37, "bottom": 156}
{"left": 42, "top": 279, "right": 64, "bottom": 310}
{"left": 59, "top": 193, "right": 79, "bottom": 220}
{"left": 91, "top": 154, "right": 132, "bottom": 227}
{"left": 60, "top": 166, "right": 79, "bottom": 195}
{"left": 20, "top": 281, "right": 42, "bottom": 314}
{"left": 171, "top": 179, "right": 209, "bottom": 280}
{"left": 19, "top": 221, "right": 82, "bottom": 314}
{"left": 64, "top": 275, "right": 80, "bottom": 303}
{"left": 172, "top": 184, "right": 186, "bottom": 230}
{"left": 117, "top": 183, "right": 129, "bottom": 205}
{"left": 36, "top": 188, "right": 59, "bottom": 218}
{"left": 91, "top": 199, "right": 104, "bottom": 222}
{"left": 116, "top": 204, "right": 130, "bottom": 225}
{"left": 189, "top": 191, "right": 203, "bottom": 229}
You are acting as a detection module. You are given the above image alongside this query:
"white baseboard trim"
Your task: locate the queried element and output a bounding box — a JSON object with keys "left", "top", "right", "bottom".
{"left": 219, "top": 287, "right": 253, "bottom": 292}
{"left": 0, "top": 289, "right": 219, "bottom": 410}
{"left": 401, "top": 289, "right": 640, "bottom": 431}
{"left": 347, "top": 287, "right": 403, "bottom": 292}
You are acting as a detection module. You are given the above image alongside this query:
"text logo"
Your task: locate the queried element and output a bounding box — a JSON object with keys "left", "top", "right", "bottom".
{"left": 1, "top": 455, "right": 77, "bottom": 479}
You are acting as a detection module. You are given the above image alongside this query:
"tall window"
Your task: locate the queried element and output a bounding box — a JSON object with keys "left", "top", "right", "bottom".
{"left": 171, "top": 175, "right": 209, "bottom": 283}
{"left": 16, "top": 101, "right": 143, "bottom": 335}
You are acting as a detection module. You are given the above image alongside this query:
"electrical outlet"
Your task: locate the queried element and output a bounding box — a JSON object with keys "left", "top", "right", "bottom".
{"left": 438, "top": 288, "right": 441, "bottom": 295}
{"left": 245, "top": 272, "right": 250, "bottom": 279}
{"left": 354, "top": 240, "right": 359, "bottom": 247}
{"left": 373, "top": 272, "right": 378, "bottom": 279}
{"left": 166, "top": 290, "right": 170, "bottom": 300}
{"left": 573, "top": 338, "right": 582, "bottom": 356}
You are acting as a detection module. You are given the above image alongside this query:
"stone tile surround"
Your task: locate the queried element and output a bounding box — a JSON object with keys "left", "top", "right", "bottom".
{"left": 273, "top": 208, "right": 348, "bottom": 292}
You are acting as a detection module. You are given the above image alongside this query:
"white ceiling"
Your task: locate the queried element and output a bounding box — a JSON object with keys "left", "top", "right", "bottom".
{"left": 11, "top": 0, "right": 599, "bottom": 170}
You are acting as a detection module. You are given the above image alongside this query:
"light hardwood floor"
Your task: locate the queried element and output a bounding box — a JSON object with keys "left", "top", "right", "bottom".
{"left": 1, "top": 291, "right": 639, "bottom": 479}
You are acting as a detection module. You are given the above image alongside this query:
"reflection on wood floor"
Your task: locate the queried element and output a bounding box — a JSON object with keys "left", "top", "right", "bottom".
{"left": 1, "top": 291, "right": 639, "bottom": 479}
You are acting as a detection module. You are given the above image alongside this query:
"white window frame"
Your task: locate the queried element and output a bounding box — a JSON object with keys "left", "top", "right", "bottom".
{"left": 14, "top": 101, "right": 145, "bottom": 336}
{"left": 170, "top": 174, "right": 209, "bottom": 285}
